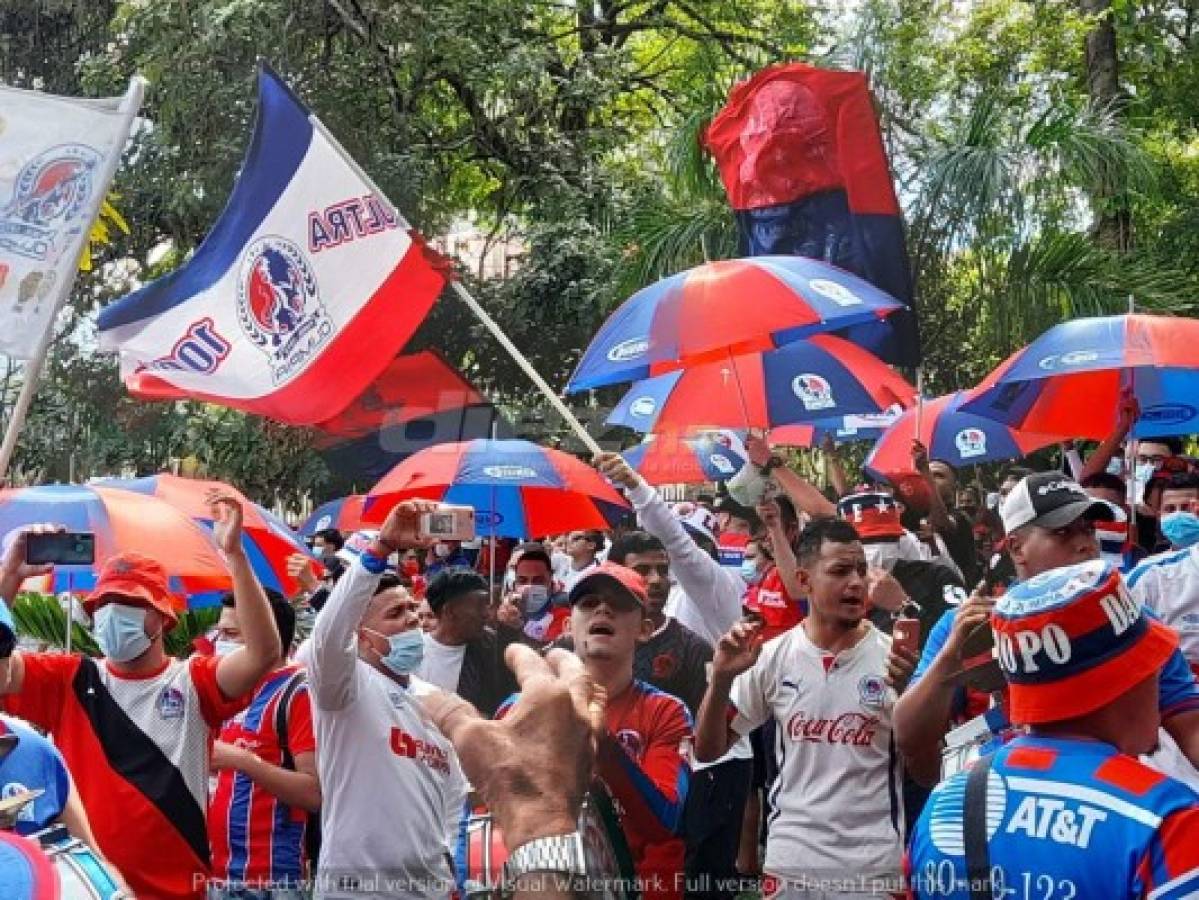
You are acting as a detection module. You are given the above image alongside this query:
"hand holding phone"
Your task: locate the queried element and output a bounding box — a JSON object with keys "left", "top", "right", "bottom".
{"left": 892, "top": 616, "right": 921, "bottom": 655}
{"left": 417, "top": 505, "right": 476, "bottom": 542}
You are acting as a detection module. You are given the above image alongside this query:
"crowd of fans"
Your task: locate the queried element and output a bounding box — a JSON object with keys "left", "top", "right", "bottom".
{"left": 2, "top": 417, "right": 1199, "bottom": 899}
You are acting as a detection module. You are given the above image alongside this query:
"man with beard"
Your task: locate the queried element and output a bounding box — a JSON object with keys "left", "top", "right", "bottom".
{"left": 696, "top": 518, "right": 918, "bottom": 899}
{"left": 895, "top": 472, "right": 1199, "bottom": 788}
{"left": 500, "top": 563, "right": 692, "bottom": 900}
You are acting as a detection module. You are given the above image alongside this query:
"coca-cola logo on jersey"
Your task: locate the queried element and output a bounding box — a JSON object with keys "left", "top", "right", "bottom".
{"left": 786, "top": 710, "right": 879, "bottom": 746}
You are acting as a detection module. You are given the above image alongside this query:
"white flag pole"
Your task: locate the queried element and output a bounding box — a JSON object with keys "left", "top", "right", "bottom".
{"left": 307, "top": 113, "right": 604, "bottom": 458}
{"left": 0, "top": 77, "right": 145, "bottom": 482}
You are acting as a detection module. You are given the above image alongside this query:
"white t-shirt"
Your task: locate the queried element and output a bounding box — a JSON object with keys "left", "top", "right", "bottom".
{"left": 308, "top": 561, "right": 468, "bottom": 899}
{"left": 1128, "top": 545, "right": 1199, "bottom": 666}
{"left": 728, "top": 621, "right": 904, "bottom": 892}
{"left": 561, "top": 558, "right": 599, "bottom": 594}
{"left": 418, "top": 634, "right": 467, "bottom": 693}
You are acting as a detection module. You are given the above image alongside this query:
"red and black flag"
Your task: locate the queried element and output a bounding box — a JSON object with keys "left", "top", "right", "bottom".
{"left": 704, "top": 63, "right": 920, "bottom": 365}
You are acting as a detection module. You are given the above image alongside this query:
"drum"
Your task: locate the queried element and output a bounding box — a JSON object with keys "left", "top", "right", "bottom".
{"left": 33, "top": 825, "right": 123, "bottom": 899}
{"left": 461, "top": 786, "right": 635, "bottom": 899}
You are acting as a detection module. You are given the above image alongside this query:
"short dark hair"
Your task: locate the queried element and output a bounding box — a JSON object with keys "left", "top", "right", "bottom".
{"left": 374, "top": 572, "right": 405, "bottom": 596}
{"left": 795, "top": 517, "right": 860, "bottom": 567}
{"left": 575, "top": 530, "right": 606, "bottom": 553}
{"left": 608, "top": 531, "right": 666, "bottom": 565}
{"left": 1081, "top": 471, "right": 1126, "bottom": 495}
{"left": 514, "top": 542, "right": 552, "bottom": 571}
{"left": 1164, "top": 471, "right": 1199, "bottom": 493}
{"left": 314, "top": 528, "right": 344, "bottom": 550}
{"left": 426, "top": 569, "right": 488, "bottom": 612}
{"left": 1141, "top": 436, "right": 1184, "bottom": 455}
{"left": 221, "top": 588, "right": 296, "bottom": 652}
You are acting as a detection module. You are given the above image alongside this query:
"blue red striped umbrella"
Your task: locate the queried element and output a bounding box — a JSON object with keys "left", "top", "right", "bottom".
{"left": 622, "top": 432, "right": 747, "bottom": 485}
{"left": 769, "top": 408, "right": 903, "bottom": 448}
{"left": 863, "top": 392, "right": 1068, "bottom": 479}
{"left": 606, "top": 335, "right": 914, "bottom": 433}
{"left": 363, "top": 440, "right": 630, "bottom": 538}
{"left": 961, "top": 314, "right": 1199, "bottom": 439}
{"left": 300, "top": 495, "right": 367, "bottom": 537}
{"left": 0, "top": 484, "right": 231, "bottom": 606}
{"left": 567, "top": 256, "right": 905, "bottom": 392}
{"left": 100, "top": 474, "right": 319, "bottom": 598}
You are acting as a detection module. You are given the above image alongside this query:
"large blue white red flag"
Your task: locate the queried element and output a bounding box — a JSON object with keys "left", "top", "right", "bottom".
{"left": 98, "top": 66, "right": 447, "bottom": 425}
{"left": 0, "top": 78, "right": 142, "bottom": 358}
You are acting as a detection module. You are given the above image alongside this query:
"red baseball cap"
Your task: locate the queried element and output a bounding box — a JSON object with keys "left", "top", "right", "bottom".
{"left": 83, "top": 552, "right": 181, "bottom": 631}
{"left": 568, "top": 562, "right": 648, "bottom": 610}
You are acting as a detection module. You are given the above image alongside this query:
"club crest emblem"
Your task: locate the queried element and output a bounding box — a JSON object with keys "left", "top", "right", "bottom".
{"left": 0, "top": 143, "right": 101, "bottom": 260}
{"left": 792, "top": 373, "right": 836, "bottom": 411}
{"left": 237, "top": 235, "right": 333, "bottom": 383}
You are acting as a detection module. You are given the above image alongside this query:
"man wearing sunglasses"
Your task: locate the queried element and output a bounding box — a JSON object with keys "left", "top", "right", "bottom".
{"left": 895, "top": 472, "right": 1199, "bottom": 787}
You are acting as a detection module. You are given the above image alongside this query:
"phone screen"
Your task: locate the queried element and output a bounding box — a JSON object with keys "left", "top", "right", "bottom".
{"left": 26, "top": 532, "right": 95, "bottom": 566}
{"left": 425, "top": 512, "right": 456, "bottom": 537}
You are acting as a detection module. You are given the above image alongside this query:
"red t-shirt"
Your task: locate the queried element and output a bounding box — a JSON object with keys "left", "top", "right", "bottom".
{"left": 209, "top": 666, "right": 316, "bottom": 887}
{"left": 744, "top": 565, "right": 808, "bottom": 641}
{"left": 3, "top": 653, "right": 248, "bottom": 899}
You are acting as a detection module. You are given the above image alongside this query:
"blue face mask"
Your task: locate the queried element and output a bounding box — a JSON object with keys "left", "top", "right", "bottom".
{"left": 522, "top": 585, "right": 551, "bottom": 617}
{"left": 93, "top": 603, "right": 152, "bottom": 663}
{"left": 1160, "top": 512, "right": 1199, "bottom": 549}
{"left": 365, "top": 627, "right": 424, "bottom": 676}
{"left": 739, "top": 559, "right": 762, "bottom": 584}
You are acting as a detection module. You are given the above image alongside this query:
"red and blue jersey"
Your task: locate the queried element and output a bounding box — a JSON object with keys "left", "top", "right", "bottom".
{"left": 208, "top": 666, "right": 315, "bottom": 887}
{"left": 909, "top": 736, "right": 1199, "bottom": 899}
{"left": 498, "top": 679, "right": 692, "bottom": 900}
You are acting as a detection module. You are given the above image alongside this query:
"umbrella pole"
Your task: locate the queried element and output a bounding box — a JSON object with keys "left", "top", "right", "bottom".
{"left": 488, "top": 484, "right": 497, "bottom": 599}
{"left": 726, "top": 349, "right": 753, "bottom": 431}
{"left": 65, "top": 572, "right": 73, "bottom": 655}
{"left": 914, "top": 368, "right": 925, "bottom": 445}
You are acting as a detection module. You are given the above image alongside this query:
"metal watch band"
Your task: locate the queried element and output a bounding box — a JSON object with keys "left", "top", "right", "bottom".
{"left": 501, "top": 831, "right": 586, "bottom": 889}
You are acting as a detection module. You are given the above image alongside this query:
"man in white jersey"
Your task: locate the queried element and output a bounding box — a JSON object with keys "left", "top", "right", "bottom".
{"left": 308, "top": 500, "right": 468, "bottom": 899}
{"left": 695, "top": 517, "right": 917, "bottom": 899}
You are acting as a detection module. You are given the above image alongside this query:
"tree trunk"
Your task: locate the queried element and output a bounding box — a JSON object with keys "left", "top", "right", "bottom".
{"left": 1079, "top": 0, "right": 1131, "bottom": 252}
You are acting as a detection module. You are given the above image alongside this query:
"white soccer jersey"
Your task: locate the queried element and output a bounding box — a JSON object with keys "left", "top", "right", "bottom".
{"left": 308, "top": 560, "right": 468, "bottom": 900}
{"left": 1128, "top": 545, "right": 1199, "bottom": 667}
{"left": 729, "top": 622, "right": 904, "bottom": 894}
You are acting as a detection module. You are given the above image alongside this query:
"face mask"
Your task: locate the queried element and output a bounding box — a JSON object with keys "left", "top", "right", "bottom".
{"left": 1160, "top": 512, "right": 1199, "bottom": 549}
{"left": 93, "top": 603, "right": 152, "bottom": 663}
{"left": 402, "top": 560, "right": 420, "bottom": 578}
{"left": 213, "top": 638, "right": 242, "bottom": 658}
{"left": 1133, "top": 462, "right": 1156, "bottom": 505}
{"left": 433, "top": 543, "right": 451, "bottom": 559}
{"left": 739, "top": 559, "right": 762, "bottom": 584}
{"left": 364, "top": 627, "right": 424, "bottom": 675}
{"left": 864, "top": 542, "right": 901, "bottom": 571}
{"left": 522, "top": 585, "right": 550, "bottom": 617}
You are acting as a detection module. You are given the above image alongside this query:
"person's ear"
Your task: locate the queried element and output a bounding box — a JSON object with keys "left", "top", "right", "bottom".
{"left": 796, "top": 565, "right": 812, "bottom": 595}
{"left": 637, "top": 614, "right": 654, "bottom": 643}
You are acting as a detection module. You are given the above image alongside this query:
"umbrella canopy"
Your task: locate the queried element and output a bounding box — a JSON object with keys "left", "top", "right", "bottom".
{"left": 363, "top": 439, "right": 630, "bottom": 538}
{"left": 0, "top": 484, "right": 231, "bottom": 606}
{"left": 961, "top": 314, "right": 1199, "bottom": 439}
{"left": 300, "top": 495, "right": 367, "bottom": 537}
{"left": 770, "top": 407, "right": 904, "bottom": 448}
{"left": 100, "top": 474, "right": 319, "bottom": 597}
{"left": 567, "top": 256, "right": 905, "bottom": 391}
{"left": 606, "top": 335, "right": 914, "bottom": 433}
{"left": 863, "top": 392, "right": 1068, "bottom": 478}
{"left": 622, "top": 432, "right": 747, "bottom": 485}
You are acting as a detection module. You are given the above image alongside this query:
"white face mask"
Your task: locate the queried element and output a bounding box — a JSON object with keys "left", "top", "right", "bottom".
{"left": 433, "top": 543, "right": 451, "bottom": 559}
{"left": 93, "top": 603, "right": 152, "bottom": 663}
{"left": 213, "top": 638, "right": 242, "bottom": 658}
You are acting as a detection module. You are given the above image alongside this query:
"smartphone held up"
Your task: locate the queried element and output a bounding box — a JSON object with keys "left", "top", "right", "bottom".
{"left": 25, "top": 532, "right": 96, "bottom": 566}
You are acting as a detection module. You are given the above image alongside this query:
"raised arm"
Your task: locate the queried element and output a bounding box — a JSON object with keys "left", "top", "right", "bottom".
{"left": 209, "top": 493, "right": 282, "bottom": 701}
{"left": 309, "top": 500, "right": 437, "bottom": 711}
{"left": 696, "top": 621, "right": 763, "bottom": 763}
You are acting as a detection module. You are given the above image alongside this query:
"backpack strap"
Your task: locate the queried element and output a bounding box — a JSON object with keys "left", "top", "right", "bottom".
{"left": 964, "top": 750, "right": 996, "bottom": 900}
{"left": 273, "top": 669, "right": 308, "bottom": 771}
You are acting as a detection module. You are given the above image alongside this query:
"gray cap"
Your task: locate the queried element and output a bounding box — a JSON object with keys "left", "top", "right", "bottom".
{"left": 999, "top": 472, "right": 1115, "bottom": 534}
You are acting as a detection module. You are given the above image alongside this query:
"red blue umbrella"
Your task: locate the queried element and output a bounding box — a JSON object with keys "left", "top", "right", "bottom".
{"left": 100, "top": 474, "right": 319, "bottom": 598}
{"left": 961, "top": 314, "right": 1199, "bottom": 439}
{"left": 863, "top": 392, "right": 1069, "bottom": 479}
{"left": 0, "top": 484, "right": 231, "bottom": 605}
{"left": 769, "top": 408, "right": 904, "bottom": 448}
{"left": 622, "top": 432, "right": 747, "bottom": 485}
{"left": 363, "top": 439, "right": 630, "bottom": 538}
{"left": 300, "top": 494, "right": 367, "bottom": 537}
{"left": 567, "top": 256, "right": 905, "bottom": 391}
{"left": 606, "top": 335, "right": 914, "bottom": 433}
